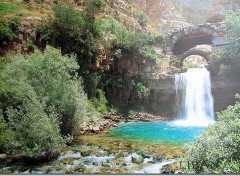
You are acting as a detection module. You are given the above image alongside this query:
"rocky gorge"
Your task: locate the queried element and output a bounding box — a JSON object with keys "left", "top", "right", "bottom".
{"left": 1, "top": 0, "right": 240, "bottom": 174}
{"left": 1, "top": 0, "right": 240, "bottom": 118}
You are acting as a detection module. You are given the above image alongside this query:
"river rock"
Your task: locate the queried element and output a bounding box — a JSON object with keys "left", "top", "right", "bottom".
{"left": 161, "top": 164, "right": 171, "bottom": 174}
{"left": 131, "top": 153, "right": 144, "bottom": 164}
{"left": 92, "top": 126, "right": 100, "bottom": 131}
{"left": 31, "top": 168, "right": 46, "bottom": 174}
{"left": 89, "top": 125, "right": 93, "bottom": 130}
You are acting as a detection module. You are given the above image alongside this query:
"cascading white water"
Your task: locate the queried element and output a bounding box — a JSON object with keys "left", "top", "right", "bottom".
{"left": 173, "top": 68, "right": 215, "bottom": 127}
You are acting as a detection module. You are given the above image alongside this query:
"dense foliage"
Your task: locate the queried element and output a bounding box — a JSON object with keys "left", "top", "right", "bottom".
{"left": 98, "top": 17, "right": 162, "bottom": 64}
{"left": 91, "top": 89, "right": 108, "bottom": 114}
{"left": 0, "top": 17, "right": 19, "bottom": 46}
{"left": 37, "top": 4, "right": 159, "bottom": 102}
{"left": 106, "top": 76, "right": 149, "bottom": 98}
{"left": 37, "top": 3, "right": 102, "bottom": 98}
{"left": 224, "top": 13, "right": 240, "bottom": 58}
{"left": 209, "top": 13, "right": 240, "bottom": 78}
{"left": 138, "top": 12, "right": 148, "bottom": 27}
{"left": 183, "top": 95, "right": 240, "bottom": 174}
{"left": 0, "top": 46, "right": 97, "bottom": 157}
{"left": 178, "top": 14, "right": 240, "bottom": 174}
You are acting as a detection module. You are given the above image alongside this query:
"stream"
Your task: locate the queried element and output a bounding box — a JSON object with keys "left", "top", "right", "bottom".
{"left": 0, "top": 68, "right": 214, "bottom": 174}
{"left": 0, "top": 129, "right": 186, "bottom": 174}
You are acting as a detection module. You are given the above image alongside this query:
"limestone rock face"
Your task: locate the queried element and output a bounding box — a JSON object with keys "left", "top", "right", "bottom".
{"left": 133, "top": 0, "right": 240, "bottom": 31}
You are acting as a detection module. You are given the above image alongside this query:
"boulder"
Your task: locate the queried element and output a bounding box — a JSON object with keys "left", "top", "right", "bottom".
{"left": 89, "top": 125, "right": 93, "bottom": 131}
{"left": 131, "top": 153, "right": 144, "bottom": 164}
{"left": 92, "top": 126, "right": 100, "bottom": 131}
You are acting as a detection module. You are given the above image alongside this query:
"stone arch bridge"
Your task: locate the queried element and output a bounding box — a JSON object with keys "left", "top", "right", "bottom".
{"left": 163, "top": 22, "right": 226, "bottom": 67}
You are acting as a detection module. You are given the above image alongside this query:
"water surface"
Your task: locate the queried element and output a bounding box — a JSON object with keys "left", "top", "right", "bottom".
{"left": 110, "top": 121, "right": 207, "bottom": 144}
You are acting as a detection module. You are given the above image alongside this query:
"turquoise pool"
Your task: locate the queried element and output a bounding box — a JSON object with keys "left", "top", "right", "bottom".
{"left": 110, "top": 121, "right": 207, "bottom": 144}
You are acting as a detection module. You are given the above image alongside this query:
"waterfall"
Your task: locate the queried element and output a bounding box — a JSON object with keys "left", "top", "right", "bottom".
{"left": 173, "top": 68, "right": 215, "bottom": 127}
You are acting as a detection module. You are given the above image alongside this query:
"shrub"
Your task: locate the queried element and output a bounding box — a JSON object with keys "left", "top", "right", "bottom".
{"left": 0, "top": 17, "right": 19, "bottom": 45}
{"left": 183, "top": 95, "right": 240, "bottom": 174}
{"left": 83, "top": 71, "right": 103, "bottom": 99}
{"left": 6, "top": 99, "right": 66, "bottom": 157}
{"left": 37, "top": 3, "right": 101, "bottom": 97}
{"left": 209, "top": 13, "right": 240, "bottom": 78}
{"left": 49, "top": 3, "right": 100, "bottom": 62}
{"left": 91, "top": 89, "right": 108, "bottom": 114}
{"left": 98, "top": 17, "right": 162, "bottom": 64}
{"left": 138, "top": 12, "right": 148, "bottom": 27}
{"left": 131, "top": 80, "right": 149, "bottom": 98}
{"left": 139, "top": 45, "right": 161, "bottom": 64}
{"left": 106, "top": 76, "right": 149, "bottom": 99}
{"left": 224, "top": 13, "right": 240, "bottom": 58}
{"left": 0, "top": 46, "right": 97, "bottom": 157}
{"left": 85, "top": 0, "right": 105, "bottom": 14}
{"left": 26, "top": 39, "right": 34, "bottom": 49}
{"left": 0, "top": 110, "right": 16, "bottom": 153}
{"left": 36, "top": 25, "right": 52, "bottom": 43}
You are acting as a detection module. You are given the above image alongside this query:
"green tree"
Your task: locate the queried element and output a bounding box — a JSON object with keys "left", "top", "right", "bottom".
{"left": 85, "top": 0, "right": 105, "bottom": 21}
{"left": 98, "top": 17, "right": 162, "bottom": 64}
{"left": 0, "top": 17, "right": 19, "bottom": 47}
{"left": 0, "top": 46, "right": 97, "bottom": 157}
{"left": 183, "top": 95, "right": 240, "bottom": 174}
{"left": 224, "top": 13, "right": 240, "bottom": 58}
{"left": 38, "top": 3, "right": 101, "bottom": 98}
{"left": 209, "top": 13, "right": 240, "bottom": 78}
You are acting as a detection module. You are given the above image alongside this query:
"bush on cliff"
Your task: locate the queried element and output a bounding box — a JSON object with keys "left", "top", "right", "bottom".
{"left": 0, "top": 17, "right": 19, "bottom": 46}
{"left": 37, "top": 3, "right": 101, "bottom": 98}
{"left": 98, "top": 17, "right": 162, "bottom": 64}
{"left": 183, "top": 95, "right": 240, "bottom": 174}
{"left": 209, "top": 13, "right": 240, "bottom": 78}
{"left": 0, "top": 46, "right": 97, "bottom": 157}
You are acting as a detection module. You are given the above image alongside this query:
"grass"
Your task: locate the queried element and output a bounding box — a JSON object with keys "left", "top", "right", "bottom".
{"left": 0, "top": 1, "right": 52, "bottom": 19}
{"left": 0, "top": 2, "right": 24, "bottom": 15}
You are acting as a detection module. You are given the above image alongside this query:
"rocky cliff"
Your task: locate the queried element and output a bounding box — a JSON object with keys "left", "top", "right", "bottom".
{"left": 133, "top": 0, "right": 240, "bottom": 32}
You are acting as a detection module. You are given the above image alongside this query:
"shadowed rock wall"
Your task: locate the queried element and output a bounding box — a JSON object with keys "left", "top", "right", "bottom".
{"left": 108, "top": 74, "right": 240, "bottom": 118}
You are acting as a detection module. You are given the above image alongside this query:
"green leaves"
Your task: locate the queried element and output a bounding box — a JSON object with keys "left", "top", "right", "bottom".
{"left": 0, "top": 17, "right": 19, "bottom": 45}
{"left": 209, "top": 13, "right": 240, "bottom": 78}
{"left": 98, "top": 17, "right": 162, "bottom": 64}
{"left": 183, "top": 96, "right": 240, "bottom": 174}
{"left": 138, "top": 12, "right": 148, "bottom": 27}
{"left": 224, "top": 13, "right": 240, "bottom": 58}
{"left": 131, "top": 80, "right": 149, "bottom": 98}
{"left": 106, "top": 76, "right": 149, "bottom": 99}
{"left": 0, "top": 46, "right": 96, "bottom": 157}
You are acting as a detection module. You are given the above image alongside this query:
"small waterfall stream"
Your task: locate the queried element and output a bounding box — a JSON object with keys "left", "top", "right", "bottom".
{"left": 174, "top": 68, "right": 215, "bottom": 127}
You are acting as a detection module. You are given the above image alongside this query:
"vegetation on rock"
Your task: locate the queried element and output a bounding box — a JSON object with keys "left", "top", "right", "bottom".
{"left": 35, "top": 2, "right": 161, "bottom": 107}
{"left": 0, "top": 17, "right": 20, "bottom": 46}
{"left": 98, "top": 16, "right": 162, "bottom": 64}
{"left": 209, "top": 13, "right": 240, "bottom": 78}
{"left": 106, "top": 76, "right": 149, "bottom": 99}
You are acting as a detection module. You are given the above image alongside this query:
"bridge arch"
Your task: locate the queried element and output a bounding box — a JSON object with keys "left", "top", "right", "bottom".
{"left": 177, "top": 49, "right": 211, "bottom": 67}
{"left": 164, "top": 23, "right": 221, "bottom": 55}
